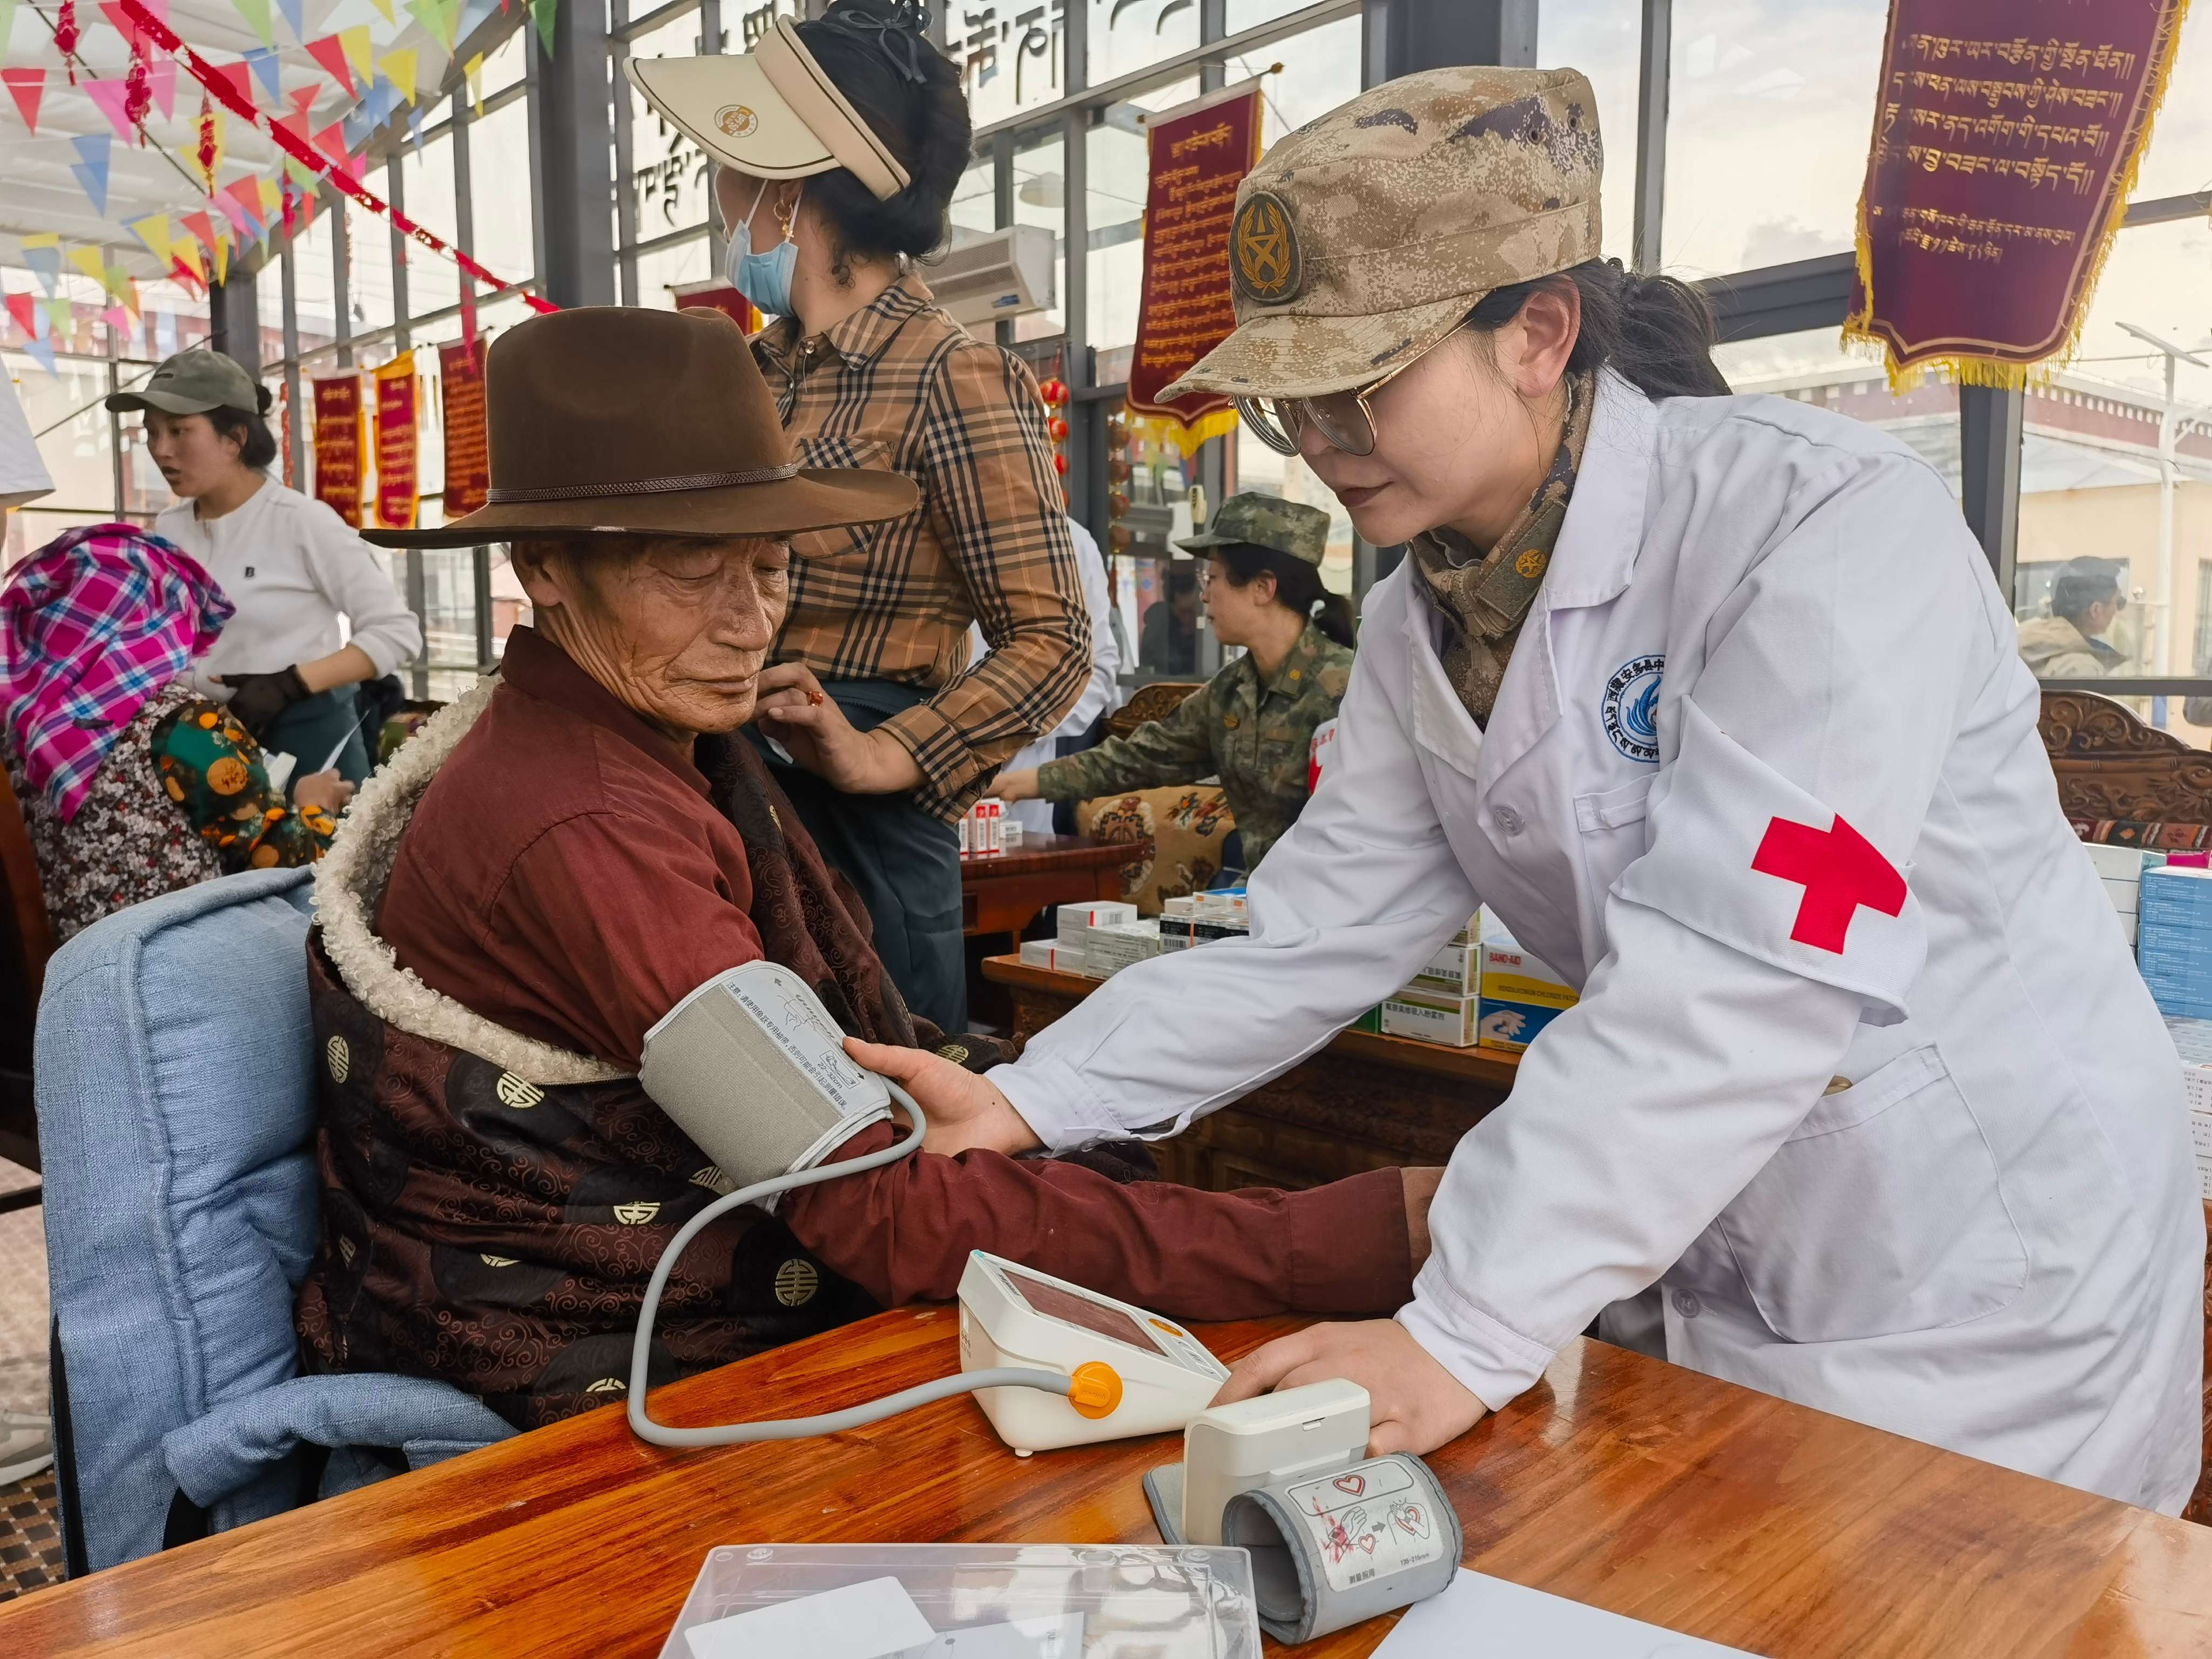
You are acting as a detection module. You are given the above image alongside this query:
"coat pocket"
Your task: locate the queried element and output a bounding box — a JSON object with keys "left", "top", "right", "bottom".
{"left": 788, "top": 437, "right": 908, "bottom": 561}
{"left": 1715, "top": 1044, "right": 2026, "bottom": 1344}
{"left": 1573, "top": 775, "right": 1653, "bottom": 901}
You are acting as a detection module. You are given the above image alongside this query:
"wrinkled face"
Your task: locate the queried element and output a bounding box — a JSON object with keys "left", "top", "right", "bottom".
{"left": 516, "top": 535, "right": 792, "bottom": 737}
{"left": 144, "top": 408, "right": 245, "bottom": 501}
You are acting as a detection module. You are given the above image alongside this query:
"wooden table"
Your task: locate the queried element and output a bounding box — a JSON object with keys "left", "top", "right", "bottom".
{"left": 8, "top": 1307, "right": 2207, "bottom": 1656}
{"left": 984, "top": 954, "right": 1520, "bottom": 1191}
{"left": 959, "top": 835, "right": 1148, "bottom": 1028}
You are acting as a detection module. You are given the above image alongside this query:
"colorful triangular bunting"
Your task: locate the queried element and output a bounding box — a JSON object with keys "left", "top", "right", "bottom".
{"left": 84, "top": 76, "right": 137, "bottom": 140}
{"left": 69, "top": 132, "right": 112, "bottom": 215}
{"left": 339, "top": 25, "right": 374, "bottom": 85}
{"left": 305, "top": 33, "right": 354, "bottom": 96}
{"left": 275, "top": 0, "right": 303, "bottom": 41}
{"left": 230, "top": 0, "right": 274, "bottom": 45}
{"left": 19, "top": 235, "right": 60, "bottom": 295}
{"left": 246, "top": 45, "right": 282, "bottom": 105}
{"left": 378, "top": 47, "right": 416, "bottom": 104}
{"left": 532, "top": 0, "right": 556, "bottom": 53}
{"left": 1, "top": 66, "right": 45, "bottom": 133}
{"left": 148, "top": 59, "right": 177, "bottom": 118}
{"left": 3, "top": 293, "right": 36, "bottom": 341}
{"left": 126, "top": 211, "right": 173, "bottom": 266}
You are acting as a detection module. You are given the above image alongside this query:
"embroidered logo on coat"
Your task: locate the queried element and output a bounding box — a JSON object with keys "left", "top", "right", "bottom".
{"left": 1601, "top": 654, "right": 1664, "bottom": 764}
{"left": 774, "top": 1258, "right": 820, "bottom": 1307}
{"left": 495, "top": 1072, "right": 544, "bottom": 1109}
{"left": 326, "top": 1035, "right": 350, "bottom": 1083}
{"left": 612, "top": 1201, "right": 662, "bottom": 1225}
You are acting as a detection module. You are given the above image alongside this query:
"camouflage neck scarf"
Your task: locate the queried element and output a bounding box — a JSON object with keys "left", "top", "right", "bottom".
{"left": 1411, "top": 368, "right": 1595, "bottom": 725}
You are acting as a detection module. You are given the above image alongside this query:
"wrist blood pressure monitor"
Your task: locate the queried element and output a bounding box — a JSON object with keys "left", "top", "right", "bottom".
{"left": 628, "top": 962, "right": 1230, "bottom": 1453}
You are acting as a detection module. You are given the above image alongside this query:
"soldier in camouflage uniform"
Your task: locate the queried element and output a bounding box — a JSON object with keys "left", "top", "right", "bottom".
{"left": 997, "top": 493, "right": 1354, "bottom": 875}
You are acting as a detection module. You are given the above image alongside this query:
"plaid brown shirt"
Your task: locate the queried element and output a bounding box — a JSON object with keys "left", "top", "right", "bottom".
{"left": 753, "top": 273, "right": 1088, "bottom": 819}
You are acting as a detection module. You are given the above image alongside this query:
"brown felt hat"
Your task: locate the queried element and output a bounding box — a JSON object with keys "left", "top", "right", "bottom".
{"left": 364, "top": 305, "right": 916, "bottom": 549}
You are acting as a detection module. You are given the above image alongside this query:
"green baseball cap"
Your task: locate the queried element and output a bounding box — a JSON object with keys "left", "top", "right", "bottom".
{"left": 1178, "top": 491, "right": 1332, "bottom": 566}
{"left": 106, "top": 348, "right": 272, "bottom": 417}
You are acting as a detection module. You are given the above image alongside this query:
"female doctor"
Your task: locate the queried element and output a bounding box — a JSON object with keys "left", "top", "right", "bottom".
{"left": 858, "top": 63, "right": 2205, "bottom": 1514}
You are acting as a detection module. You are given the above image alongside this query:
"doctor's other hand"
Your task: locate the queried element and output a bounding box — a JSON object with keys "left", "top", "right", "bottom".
{"left": 1216, "top": 1319, "right": 1487, "bottom": 1458}
{"left": 844, "top": 1037, "right": 1043, "bottom": 1157}
{"left": 754, "top": 663, "right": 926, "bottom": 795}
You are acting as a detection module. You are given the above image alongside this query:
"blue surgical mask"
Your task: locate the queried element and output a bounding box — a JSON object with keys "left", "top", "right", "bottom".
{"left": 724, "top": 179, "right": 800, "bottom": 319}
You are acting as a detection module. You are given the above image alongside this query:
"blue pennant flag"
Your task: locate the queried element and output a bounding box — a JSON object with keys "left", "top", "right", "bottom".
{"left": 275, "top": 0, "right": 305, "bottom": 40}
{"left": 247, "top": 46, "right": 284, "bottom": 106}
{"left": 68, "top": 133, "right": 112, "bottom": 219}
{"left": 23, "top": 333, "right": 58, "bottom": 376}
{"left": 22, "top": 244, "right": 62, "bottom": 296}
{"left": 365, "top": 74, "right": 396, "bottom": 132}
{"left": 408, "top": 103, "right": 424, "bottom": 149}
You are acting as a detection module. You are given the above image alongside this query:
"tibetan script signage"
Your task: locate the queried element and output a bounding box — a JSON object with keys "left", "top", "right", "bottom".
{"left": 439, "top": 339, "right": 490, "bottom": 519}
{"left": 1126, "top": 81, "right": 1262, "bottom": 454}
{"left": 373, "top": 353, "right": 419, "bottom": 532}
{"left": 1845, "top": 0, "right": 2189, "bottom": 384}
{"left": 311, "top": 372, "right": 365, "bottom": 527}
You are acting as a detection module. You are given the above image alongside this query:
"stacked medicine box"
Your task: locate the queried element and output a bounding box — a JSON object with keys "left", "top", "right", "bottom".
{"left": 2137, "top": 867, "right": 2212, "bottom": 1019}
{"left": 2086, "top": 842, "right": 2148, "bottom": 948}
{"left": 2165, "top": 1015, "right": 2212, "bottom": 1201}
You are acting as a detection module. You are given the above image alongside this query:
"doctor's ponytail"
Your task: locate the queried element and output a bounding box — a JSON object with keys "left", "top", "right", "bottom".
{"left": 1465, "top": 259, "right": 1731, "bottom": 401}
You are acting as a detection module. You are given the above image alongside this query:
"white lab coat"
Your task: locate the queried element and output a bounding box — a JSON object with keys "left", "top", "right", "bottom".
{"left": 983, "top": 518, "right": 1123, "bottom": 839}
{"left": 993, "top": 369, "right": 2204, "bottom": 1513}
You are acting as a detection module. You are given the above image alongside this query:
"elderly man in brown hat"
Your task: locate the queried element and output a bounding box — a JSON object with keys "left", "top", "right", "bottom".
{"left": 292, "top": 305, "right": 1437, "bottom": 1426}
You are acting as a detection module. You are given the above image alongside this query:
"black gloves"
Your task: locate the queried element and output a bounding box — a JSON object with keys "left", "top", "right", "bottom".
{"left": 217, "top": 665, "right": 311, "bottom": 734}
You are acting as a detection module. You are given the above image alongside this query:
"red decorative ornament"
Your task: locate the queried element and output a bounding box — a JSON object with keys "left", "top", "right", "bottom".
{"left": 1037, "top": 376, "right": 1069, "bottom": 407}
{"left": 1047, "top": 415, "right": 1069, "bottom": 443}
{"left": 56, "top": 0, "right": 80, "bottom": 80}
{"left": 1052, "top": 452, "right": 1068, "bottom": 476}
{"left": 196, "top": 92, "right": 218, "bottom": 192}
{"left": 124, "top": 58, "right": 152, "bottom": 133}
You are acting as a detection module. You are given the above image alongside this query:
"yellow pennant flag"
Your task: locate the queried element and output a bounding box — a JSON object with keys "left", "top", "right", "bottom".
{"left": 68, "top": 246, "right": 109, "bottom": 286}
{"left": 258, "top": 176, "right": 284, "bottom": 220}
{"left": 126, "top": 213, "right": 174, "bottom": 267}
{"left": 172, "top": 242, "right": 206, "bottom": 285}
{"left": 339, "top": 25, "right": 374, "bottom": 86}
{"left": 369, "top": 0, "right": 394, "bottom": 21}
{"left": 116, "top": 273, "right": 141, "bottom": 316}
{"left": 212, "top": 233, "right": 231, "bottom": 286}
{"left": 464, "top": 52, "right": 484, "bottom": 117}
{"left": 379, "top": 48, "right": 417, "bottom": 105}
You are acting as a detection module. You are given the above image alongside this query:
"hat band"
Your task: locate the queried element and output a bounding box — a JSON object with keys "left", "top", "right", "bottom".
{"left": 485, "top": 462, "right": 801, "bottom": 505}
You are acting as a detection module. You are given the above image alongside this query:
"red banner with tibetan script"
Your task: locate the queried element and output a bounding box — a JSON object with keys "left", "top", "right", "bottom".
{"left": 311, "top": 372, "right": 365, "bottom": 527}
{"left": 373, "top": 353, "right": 419, "bottom": 532}
{"left": 1845, "top": 0, "right": 2190, "bottom": 385}
{"left": 1126, "top": 82, "right": 1262, "bottom": 455}
{"left": 439, "top": 339, "right": 490, "bottom": 519}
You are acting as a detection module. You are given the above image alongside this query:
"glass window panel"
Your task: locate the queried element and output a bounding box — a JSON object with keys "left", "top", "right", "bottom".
{"left": 1710, "top": 327, "right": 1962, "bottom": 494}
{"left": 625, "top": 5, "right": 716, "bottom": 245}
{"left": 402, "top": 134, "right": 463, "bottom": 319}
{"left": 1011, "top": 124, "right": 1065, "bottom": 341}
{"left": 257, "top": 258, "right": 287, "bottom": 358}
{"left": 1224, "top": 0, "right": 1324, "bottom": 29}
{"left": 2015, "top": 219, "right": 2212, "bottom": 729}
{"left": 478, "top": 26, "right": 527, "bottom": 99}
{"left": 1226, "top": 17, "right": 1360, "bottom": 151}
{"left": 342, "top": 195, "right": 396, "bottom": 338}
{"left": 1663, "top": 0, "right": 1888, "bottom": 276}
{"left": 291, "top": 210, "right": 342, "bottom": 359}
{"left": 4, "top": 348, "right": 117, "bottom": 527}
{"left": 470, "top": 98, "right": 537, "bottom": 289}
{"left": 952, "top": 0, "right": 1068, "bottom": 127}
{"left": 1537, "top": 0, "right": 1639, "bottom": 265}
{"left": 1232, "top": 431, "right": 1354, "bottom": 596}
{"left": 635, "top": 233, "right": 713, "bottom": 309}
{"left": 1083, "top": 77, "right": 1196, "bottom": 357}
{"left": 1086, "top": 0, "right": 1196, "bottom": 90}
{"left": 2135, "top": 7, "right": 2210, "bottom": 203}
{"left": 949, "top": 153, "right": 999, "bottom": 244}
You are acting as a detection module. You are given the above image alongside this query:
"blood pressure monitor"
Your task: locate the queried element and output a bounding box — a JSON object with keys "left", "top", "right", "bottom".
{"left": 957, "top": 1252, "right": 1230, "bottom": 1452}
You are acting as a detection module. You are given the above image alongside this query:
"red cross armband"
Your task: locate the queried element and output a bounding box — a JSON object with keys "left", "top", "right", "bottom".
{"left": 1612, "top": 699, "right": 1926, "bottom": 1021}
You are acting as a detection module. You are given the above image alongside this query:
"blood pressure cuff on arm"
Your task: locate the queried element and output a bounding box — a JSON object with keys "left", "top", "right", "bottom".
{"left": 1219, "top": 1454, "right": 1461, "bottom": 1645}
{"left": 1612, "top": 698, "right": 1926, "bottom": 1022}
{"left": 638, "top": 961, "right": 895, "bottom": 1194}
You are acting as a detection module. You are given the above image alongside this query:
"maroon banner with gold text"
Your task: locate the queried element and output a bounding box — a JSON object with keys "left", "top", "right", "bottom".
{"left": 1845, "top": 0, "right": 2190, "bottom": 384}
{"left": 311, "top": 373, "right": 365, "bottom": 528}
{"left": 439, "top": 339, "right": 490, "bottom": 520}
{"left": 1126, "top": 83, "right": 1263, "bottom": 450}
{"left": 373, "top": 353, "right": 419, "bottom": 532}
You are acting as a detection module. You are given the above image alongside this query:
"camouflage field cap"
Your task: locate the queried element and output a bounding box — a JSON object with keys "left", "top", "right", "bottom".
{"left": 1161, "top": 65, "right": 1602, "bottom": 403}
{"left": 1177, "top": 491, "right": 1331, "bottom": 565}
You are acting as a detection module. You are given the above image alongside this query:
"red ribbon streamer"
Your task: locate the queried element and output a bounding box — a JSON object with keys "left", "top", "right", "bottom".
{"left": 113, "top": 0, "right": 556, "bottom": 313}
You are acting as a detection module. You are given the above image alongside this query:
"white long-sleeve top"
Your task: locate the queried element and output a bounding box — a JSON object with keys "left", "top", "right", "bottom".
{"left": 154, "top": 478, "right": 422, "bottom": 694}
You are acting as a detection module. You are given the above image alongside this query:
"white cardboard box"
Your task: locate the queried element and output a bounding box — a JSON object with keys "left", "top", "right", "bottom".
{"left": 1381, "top": 987, "right": 1480, "bottom": 1048}
{"left": 1055, "top": 901, "right": 1137, "bottom": 950}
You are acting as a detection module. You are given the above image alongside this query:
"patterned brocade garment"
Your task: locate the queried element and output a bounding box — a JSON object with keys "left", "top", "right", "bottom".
{"left": 294, "top": 936, "right": 876, "bottom": 1429}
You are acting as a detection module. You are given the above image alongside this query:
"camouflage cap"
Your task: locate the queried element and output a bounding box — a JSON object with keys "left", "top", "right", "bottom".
{"left": 1161, "top": 65, "right": 1602, "bottom": 403}
{"left": 1177, "top": 491, "right": 1331, "bottom": 565}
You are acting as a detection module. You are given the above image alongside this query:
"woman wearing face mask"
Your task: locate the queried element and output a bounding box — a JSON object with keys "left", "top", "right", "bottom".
{"left": 106, "top": 349, "right": 423, "bottom": 785}
{"left": 996, "top": 493, "right": 1357, "bottom": 882}
{"left": 629, "top": 0, "right": 1088, "bottom": 1033}
{"left": 862, "top": 65, "right": 2205, "bottom": 1516}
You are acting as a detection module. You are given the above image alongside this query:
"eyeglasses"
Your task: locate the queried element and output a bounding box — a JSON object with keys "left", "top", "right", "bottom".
{"left": 1235, "top": 320, "right": 1467, "bottom": 458}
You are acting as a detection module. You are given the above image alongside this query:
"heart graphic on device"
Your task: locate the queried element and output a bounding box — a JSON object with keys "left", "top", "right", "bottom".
{"left": 1333, "top": 1474, "right": 1366, "bottom": 1496}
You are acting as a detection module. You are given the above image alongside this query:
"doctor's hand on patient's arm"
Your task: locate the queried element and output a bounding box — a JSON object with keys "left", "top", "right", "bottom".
{"left": 754, "top": 663, "right": 926, "bottom": 795}
{"left": 1216, "top": 1318, "right": 1487, "bottom": 1458}
{"left": 845, "top": 1037, "right": 1044, "bottom": 1156}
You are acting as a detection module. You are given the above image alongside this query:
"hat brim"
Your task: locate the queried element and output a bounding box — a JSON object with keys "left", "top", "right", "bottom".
{"left": 106, "top": 390, "right": 228, "bottom": 415}
{"left": 361, "top": 466, "right": 919, "bottom": 549}
{"left": 625, "top": 53, "right": 839, "bottom": 183}
{"left": 1159, "top": 292, "right": 1476, "bottom": 403}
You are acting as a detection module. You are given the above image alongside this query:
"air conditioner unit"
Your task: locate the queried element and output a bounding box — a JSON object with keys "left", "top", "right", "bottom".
{"left": 929, "top": 225, "right": 1057, "bottom": 331}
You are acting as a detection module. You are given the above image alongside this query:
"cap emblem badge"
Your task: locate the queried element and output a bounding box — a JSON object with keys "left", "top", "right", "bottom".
{"left": 1232, "top": 191, "right": 1301, "bottom": 304}
{"left": 715, "top": 104, "right": 759, "bottom": 137}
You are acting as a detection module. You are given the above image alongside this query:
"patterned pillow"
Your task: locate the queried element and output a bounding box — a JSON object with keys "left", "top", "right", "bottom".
{"left": 1076, "top": 785, "right": 1236, "bottom": 916}
{"left": 2072, "top": 819, "right": 2212, "bottom": 850}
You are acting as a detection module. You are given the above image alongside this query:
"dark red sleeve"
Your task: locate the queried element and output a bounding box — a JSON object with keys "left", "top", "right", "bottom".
{"left": 781, "top": 1123, "right": 1414, "bottom": 1321}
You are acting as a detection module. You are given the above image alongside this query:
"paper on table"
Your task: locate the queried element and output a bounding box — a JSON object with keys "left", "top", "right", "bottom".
{"left": 898, "top": 1611, "right": 1085, "bottom": 1657}
{"left": 685, "top": 1575, "right": 938, "bottom": 1659}
{"left": 1376, "top": 1569, "right": 1761, "bottom": 1658}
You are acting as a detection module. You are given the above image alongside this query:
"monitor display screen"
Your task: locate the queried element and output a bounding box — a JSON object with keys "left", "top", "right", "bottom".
{"left": 1003, "top": 1269, "right": 1170, "bottom": 1357}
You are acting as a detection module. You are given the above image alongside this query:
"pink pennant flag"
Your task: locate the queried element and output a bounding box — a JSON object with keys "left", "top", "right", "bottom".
{"left": 224, "top": 176, "right": 268, "bottom": 237}
{"left": 101, "top": 305, "right": 132, "bottom": 337}
{"left": 288, "top": 84, "right": 318, "bottom": 120}
{"left": 4, "top": 292, "right": 36, "bottom": 340}
{"left": 84, "top": 76, "right": 137, "bottom": 140}
{"left": 206, "top": 60, "right": 256, "bottom": 112}
{"left": 149, "top": 60, "right": 177, "bottom": 119}
{"left": 97, "top": 1, "right": 153, "bottom": 58}
{"left": 1, "top": 67, "right": 45, "bottom": 134}
{"left": 312, "top": 120, "right": 355, "bottom": 177}
{"left": 305, "top": 35, "right": 355, "bottom": 96}
{"left": 212, "top": 188, "right": 255, "bottom": 240}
